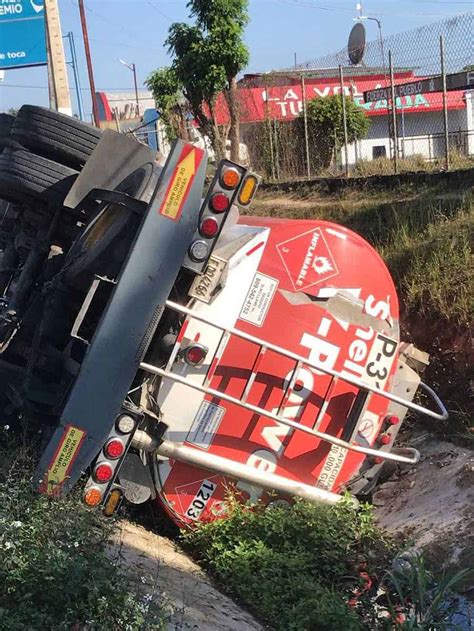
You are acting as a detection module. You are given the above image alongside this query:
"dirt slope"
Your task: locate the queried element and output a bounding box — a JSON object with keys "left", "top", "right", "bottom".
{"left": 110, "top": 520, "right": 264, "bottom": 630}
{"left": 374, "top": 434, "right": 474, "bottom": 577}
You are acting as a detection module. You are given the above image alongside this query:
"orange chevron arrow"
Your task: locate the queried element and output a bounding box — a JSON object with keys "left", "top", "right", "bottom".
{"left": 159, "top": 145, "right": 202, "bottom": 222}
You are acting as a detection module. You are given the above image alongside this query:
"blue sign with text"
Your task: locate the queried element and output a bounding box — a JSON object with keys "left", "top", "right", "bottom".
{"left": 0, "top": 0, "right": 47, "bottom": 70}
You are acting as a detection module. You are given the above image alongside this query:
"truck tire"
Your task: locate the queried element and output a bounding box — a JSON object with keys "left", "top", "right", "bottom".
{"left": 0, "top": 113, "right": 15, "bottom": 139}
{"left": 0, "top": 148, "right": 78, "bottom": 205}
{"left": 11, "top": 105, "right": 102, "bottom": 169}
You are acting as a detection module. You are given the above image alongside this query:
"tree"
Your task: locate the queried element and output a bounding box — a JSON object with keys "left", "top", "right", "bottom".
{"left": 298, "top": 95, "right": 370, "bottom": 171}
{"left": 145, "top": 67, "right": 188, "bottom": 141}
{"left": 147, "top": 0, "right": 249, "bottom": 161}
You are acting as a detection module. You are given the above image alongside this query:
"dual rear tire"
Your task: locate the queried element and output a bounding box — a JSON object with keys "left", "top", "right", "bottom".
{"left": 0, "top": 105, "right": 102, "bottom": 206}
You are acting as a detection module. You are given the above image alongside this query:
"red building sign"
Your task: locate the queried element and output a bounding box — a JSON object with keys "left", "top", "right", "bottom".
{"left": 213, "top": 71, "right": 466, "bottom": 125}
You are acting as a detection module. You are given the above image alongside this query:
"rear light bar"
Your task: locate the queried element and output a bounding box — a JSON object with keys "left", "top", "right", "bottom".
{"left": 82, "top": 406, "right": 142, "bottom": 513}
{"left": 183, "top": 160, "right": 247, "bottom": 273}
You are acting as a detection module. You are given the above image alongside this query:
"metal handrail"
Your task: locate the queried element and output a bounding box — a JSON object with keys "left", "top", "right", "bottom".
{"left": 140, "top": 360, "right": 420, "bottom": 464}
{"left": 165, "top": 300, "right": 448, "bottom": 421}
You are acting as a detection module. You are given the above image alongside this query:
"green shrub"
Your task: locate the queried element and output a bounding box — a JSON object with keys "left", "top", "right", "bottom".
{"left": 183, "top": 496, "right": 395, "bottom": 630}
{"left": 0, "top": 437, "right": 163, "bottom": 630}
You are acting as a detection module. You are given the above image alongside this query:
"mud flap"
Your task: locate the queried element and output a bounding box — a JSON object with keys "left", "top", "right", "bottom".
{"left": 118, "top": 453, "right": 155, "bottom": 504}
{"left": 63, "top": 129, "right": 160, "bottom": 209}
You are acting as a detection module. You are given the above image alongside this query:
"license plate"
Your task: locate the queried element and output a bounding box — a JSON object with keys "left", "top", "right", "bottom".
{"left": 364, "top": 333, "right": 398, "bottom": 390}
{"left": 189, "top": 256, "right": 226, "bottom": 303}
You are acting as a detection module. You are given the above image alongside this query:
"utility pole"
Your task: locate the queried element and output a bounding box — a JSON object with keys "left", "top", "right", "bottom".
{"left": 64, "top": 32, "right": 85, "bottom": 121}
{"left": 44, "top": 0, "right": 72, "bottom": 115}
{"left": 119, "top": 59, "right": 140, "bottom": 117}
{"left": 78, "top": 0, "right": 100, "bottom": 127}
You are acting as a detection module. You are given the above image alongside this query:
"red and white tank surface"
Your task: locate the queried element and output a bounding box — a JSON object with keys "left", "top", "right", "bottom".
{"left": 153, "top": 217, "right": 402, "bottom": 526}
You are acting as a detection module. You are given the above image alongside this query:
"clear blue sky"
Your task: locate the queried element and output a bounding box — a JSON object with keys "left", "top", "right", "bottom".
{"left": 1, "top": 0, "right": 471, "bottom": 119}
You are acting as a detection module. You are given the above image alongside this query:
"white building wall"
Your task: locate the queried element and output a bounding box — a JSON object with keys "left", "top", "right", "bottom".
{"left": 344, "top": 106, "right": 470, "bottom": 165}
{"left": 465, "top": 91, "right": 474, "bottom": 156}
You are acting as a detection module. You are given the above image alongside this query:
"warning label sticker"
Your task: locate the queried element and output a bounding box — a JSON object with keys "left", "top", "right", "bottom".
{"left": 44, "top": 425, "right": 86, "bottom": 494}
{"left": 159, "top": 145, "right": 203, "bottom": 222}
{"left": 276, "top": 228, "right": 338, "bottom": 291}
{"left": 239, "top": 272, "right": 278, "bottom": 327}
{"left": 315, "top": 443, "right": 347, "bottom": 491}
{"left": 186, "top": 401, "right": 225, "bottom": 450}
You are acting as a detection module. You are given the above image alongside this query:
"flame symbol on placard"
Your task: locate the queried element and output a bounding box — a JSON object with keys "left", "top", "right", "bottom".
{"left": 30, "top": 0, "right": 45, "bottom": 14}
{"left": 312, "top": 256, "right": 333, "bottom": 275}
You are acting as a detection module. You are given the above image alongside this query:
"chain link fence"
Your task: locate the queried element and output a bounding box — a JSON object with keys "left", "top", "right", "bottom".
{"left": 238, "top": 12, "right": 473, "bottom": 180}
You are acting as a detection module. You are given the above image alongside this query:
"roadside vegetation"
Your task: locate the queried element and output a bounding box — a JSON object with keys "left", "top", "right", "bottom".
{"left": 0, "top": 433, "right": 164, "bottom": 630}
{"left": 352, "top": 152, "right": 474, "bottom": 177}
{"left": 184, "top": 496, "right": 471, "bottom": 630}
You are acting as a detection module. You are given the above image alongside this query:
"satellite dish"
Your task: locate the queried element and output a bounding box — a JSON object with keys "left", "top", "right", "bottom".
{"left": 348, "top": 22, "right": 366, "bottom": 65}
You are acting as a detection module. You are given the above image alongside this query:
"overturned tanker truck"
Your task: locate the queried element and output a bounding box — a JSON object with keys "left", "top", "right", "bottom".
{"left": 0, "top": 106, "right": 447, "bottom": 526}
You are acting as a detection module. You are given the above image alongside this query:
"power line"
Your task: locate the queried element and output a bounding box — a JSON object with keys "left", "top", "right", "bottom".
{"left": 0, "top": 84, "right": 151, "bottom": 92}
{"left": 274, "top": 0, "right": 469, "bottom": 17}
{"left": 83, "top": 2, "right": 159, "bottom": 47}
{"left": 145, "top": 0, "right": 174, "bottom": 22}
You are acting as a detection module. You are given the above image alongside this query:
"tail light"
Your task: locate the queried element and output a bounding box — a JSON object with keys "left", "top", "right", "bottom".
{"left": 237, "top": 174, "right": 261, "bottom": 206}
{"left": 103, "top": 489, "right": 123, "bottom": 517}
{"left": 182, "top": 343, "right": 208, "bottom": 366}
{"left": 188, "top": 240, "right": 209, "bottom": 262}
{"left": 93, "top": 462, "right": 114, "bottom": 483}
{"left": 104, "top": 438, "right": 125, "bottom": 459}
{"left": 83, "top": 487, "right": 103, "bottom": 507}
{"left": 210, "top": 193, "right": 230, "bottom": 213}
{"left": 220, "top": 166, "right": 241, "bottom": 189}
{"left": 116, "top": 414, "right": 136, "bottom": 434}
{"left": 384, "top": 414, "right": 400, "bottom": 426}
{"left": 378, "top": 434, "right": 391, "bottom": 445}
{"left": 200, "top": 217, "right": 219, "bottom": 238}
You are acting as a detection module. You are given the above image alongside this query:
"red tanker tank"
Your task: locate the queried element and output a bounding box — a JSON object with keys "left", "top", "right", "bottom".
{"left": 151, "top": 215, "right": 414, "bottom": 527}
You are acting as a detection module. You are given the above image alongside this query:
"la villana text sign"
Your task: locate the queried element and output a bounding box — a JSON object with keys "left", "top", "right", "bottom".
{"left": 0, "top": 0, "right": 46, "bottom": 70}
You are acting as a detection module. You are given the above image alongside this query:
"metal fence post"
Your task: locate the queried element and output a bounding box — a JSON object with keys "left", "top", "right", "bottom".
{"left": 301, "top": 74, "right": 311, "bottom": 180}
{"left": 264, "top": 77, "right": 276, "bottom": 180}
{"left": 273, "top": 118, "right": 281, "bottom": 181}
{"left": 440, "top": 35, "right": 450, "bottom": 171}
{"left": 389, "top": 50, "right": 399, "bottom": 174}
{"left": 339, "top": 65, "right": 350, "bottom": 177}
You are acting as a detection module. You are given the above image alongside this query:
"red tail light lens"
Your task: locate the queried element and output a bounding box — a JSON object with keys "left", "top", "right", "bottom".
{"left": 183, "top": 344, "right": 208, "bottom": 366}
{"left": 200, "top": 217, "right": 219, "bottom": 238}
{"left": 93, "top": 462, "right": 113, "bottom": 483}
{"left": 104, "top": 439, "right": 125, "bottom": 460}
{"left": 385, "top": 414, "right": 400, "bottom": 426}
{"left": 210, "top": 193, "right": 230, "bottom": 213}
{"left": 378, "top": 434, "right": 391, "bottom": 445}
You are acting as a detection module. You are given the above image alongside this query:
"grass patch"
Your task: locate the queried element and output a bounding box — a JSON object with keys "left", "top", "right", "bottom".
{"left": 250, "top": 183, "right": 473, "bottom": 327}
{"left": 380, "top": 211, "right": 472, "bottom": 327}
{"left": 0, "top": 434, "right": 163, "bottom": 630}
{"left": 352, "top": 153, "right": 474, "bottom": 177}
{"left": 183, "top": 496, "right": 471, "bottom": 630}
